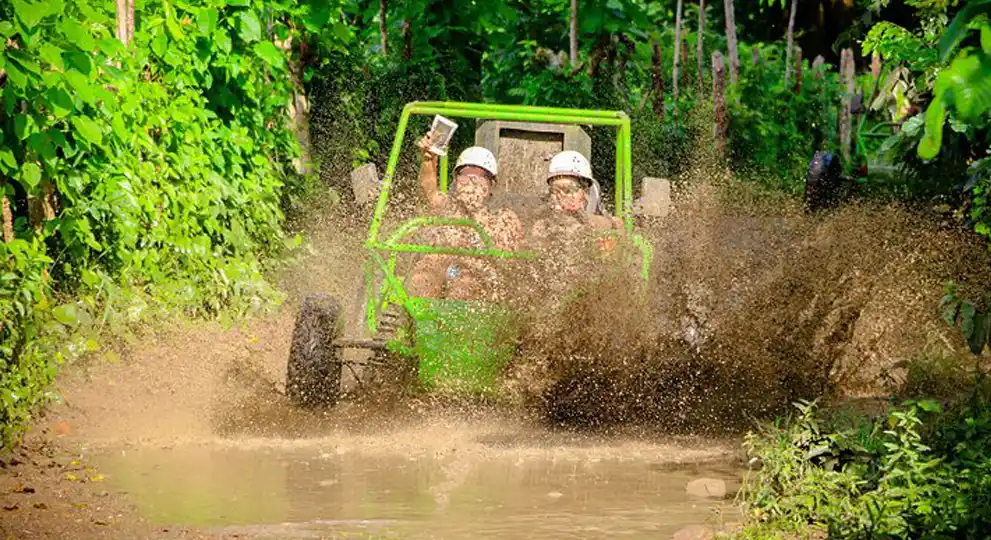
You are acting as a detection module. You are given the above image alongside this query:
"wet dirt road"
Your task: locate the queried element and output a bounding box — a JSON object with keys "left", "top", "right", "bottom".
{"left": 85, "top": 440, "right": 741, "bottom": 539}
{"left": 0, "top": 308, "right": 744, "bottom": 539}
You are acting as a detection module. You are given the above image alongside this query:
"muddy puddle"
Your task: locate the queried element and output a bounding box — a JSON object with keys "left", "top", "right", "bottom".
{"left": 84, "top": 442, "right": 741, "bottom": 539}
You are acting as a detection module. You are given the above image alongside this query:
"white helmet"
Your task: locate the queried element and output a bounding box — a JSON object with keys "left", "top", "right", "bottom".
{"left": 455, "top": 146, "right": 498, "bottom": 178}
{"left": 547, "top": 150, "right": 593, "bottom": 185}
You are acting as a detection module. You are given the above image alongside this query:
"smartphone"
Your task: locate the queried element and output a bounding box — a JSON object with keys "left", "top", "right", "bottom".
{"left": 427, "top": 115, "right": 458, "bottom": 156}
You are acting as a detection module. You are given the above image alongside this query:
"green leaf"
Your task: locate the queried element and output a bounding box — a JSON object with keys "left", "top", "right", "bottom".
{"left": 917, "top": 399, "right": 942, "bottom": 413}
{"left": 48, "top": 87, "right": 74, "bottom": 118}
{"left": 305, "top": 3, "right": 331, "bottom": 31}
{"left": 29, "top": 132, "right": 56, "bottom": 164}
{"left": 961, "top": 300, "right": 977, "bottom": 338}
{"left": 253, "top": 41, "right": 285, "bottom": 69}
{"left": 20, "top": 162, "right": 42, "bottom": 189}
{"left": 64, "top": 70, "right": 96, "bottom": 104}
{"left": 152, "top": 30, "right": 168, "bottom": 57}
{"left": 165, "top": 12, "right": 183, "bottom": 40}
{"left": 214, "top": 29, "right": 232, "bottom": 54}
{"left": 46, "top": 129, "right": 69, "bottom": 150}
{"left": 14, "top": 114, "right": 36, "bottom": 140}
{"left": 197, "top": 8, "right": 218, "bottom": 34}
{"left": 111, "top": 116, "right": 127, "bottom": 141}
{"left": 61, "top": 19, "right": 95, "bottom": 52}
{"left": 0, "top": 149, "right": 17, "bottom": 173}
{"left": 4, "top": 61, "right": 26, "bottom": 87}
{"left": 8, "top": 51, "right": 41, "bottom": 76}
{"left": 918, "top": 100, "right": 945, "bottom": 160}
{"left": 65, "top": 52, "right": 93, "bottom": 75}
{"left": 238, "top": 11, "right": 262, "bottom": 42}
{"left": 39, "top": 43, "right": 64, "bottom": 69}
{"left": 13, "top": 0, "right": 45, "bottom": 28}
{"left": 940, "top": 1, "right": 991, "bottom": 61}
{"left": 331, "top": 22, "right": 352, "bottom": 43}
{"left": 52, "top": 304, "right": 80, "bottom": 326}
{"left": 71, "top": 116, "right": 103, "bottom": 146}
{"left": 983, "top": 25, "right": 991, "bottom": 54}
{"left": 0, "top": 22, "right": 14, "bottom": 37}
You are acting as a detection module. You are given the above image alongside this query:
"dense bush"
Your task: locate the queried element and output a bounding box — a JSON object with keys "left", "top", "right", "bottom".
{"left": 738, "top": 392, "right": 991, "bottom": 538}
{"left": 0, "top": 0, "right": 327, "bottom": 448}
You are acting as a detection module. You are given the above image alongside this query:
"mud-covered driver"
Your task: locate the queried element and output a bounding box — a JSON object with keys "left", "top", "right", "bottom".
{"left": 408, "top": 134, "right": 525, "bottom": 301}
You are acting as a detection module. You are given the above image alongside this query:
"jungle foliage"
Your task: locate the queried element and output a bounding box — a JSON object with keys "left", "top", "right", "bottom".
{"left": 3, "top": 0, "right": 991, "bottom": 457}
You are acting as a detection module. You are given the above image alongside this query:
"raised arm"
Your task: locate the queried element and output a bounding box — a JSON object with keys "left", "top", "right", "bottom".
{"left": 417, "top": 135, "right": 447, "bottom": 210}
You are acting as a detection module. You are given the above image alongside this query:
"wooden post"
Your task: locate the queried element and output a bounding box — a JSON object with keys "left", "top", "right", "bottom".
{"left": 794, "top": 46, "right": 803, "bottom": 92}
{"left": 696, "top": 0, "right": 706, "bottom": 96}
{"left": 722, "top": 0, "right": 739, "bottom": 85}
{"left": 783, "top": 0, "right": 798, "bottom": 86}
{"left": 713, "top": 51, "right": 727, "bottom": 158}
{"left": 812, "top": 54, "right": 825, "bottom": 79}
{"left": 839, "top": 48, "right": 855, "bottom": 165}
{"left": 652, "top": 39, "right": 665, "bottom": 119}
{"left": 673, "top": 0, "right": 684, "bottom": 105}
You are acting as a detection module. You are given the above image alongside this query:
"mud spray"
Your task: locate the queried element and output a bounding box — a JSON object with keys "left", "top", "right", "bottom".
{"left": 52, "top": 155, "right": 991, "bottom": 444}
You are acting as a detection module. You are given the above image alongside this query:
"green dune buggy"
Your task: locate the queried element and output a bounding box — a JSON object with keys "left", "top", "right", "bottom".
{"left": 285, "top": 101, "right": 653, "bottom": 408}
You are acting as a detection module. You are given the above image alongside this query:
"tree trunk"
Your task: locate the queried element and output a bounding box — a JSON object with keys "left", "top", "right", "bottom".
{"left": 722, "top": 0, "right": 739, "bottom": 85}
{"left": 713, "top": 51, "right": 727, "bottom": 158}
{"left": 2, "top": 194, "right": 13, "bottom": 243}
{"left": 279, "top": 35, "right": 313, "bottom": 175}
{"left": 794, "top": 45, "right": 803, "bottom": 92}
{"left": 403, "top": 20, "right": 412, "bottom": 61}
{"left": 127, "top": 0, "right": 134, "bottom": 41}
{"left": 751, "top": 45, "right": 760, "bottom": 66}
{"left": 115, "top": 0, "right": 128, "bottom": 45}
{"left": 696, "top": 0, "right": 706, "bottom": 95}
{"left": 839, "top": 48, "right": 855, "bottom": 166}
{"left": 784, "top": 0, "right": 798, "bottom": 86}
{"left": 570, "top": 0, "right": 579, "bottom": 68}
{"left": 379, "top": 0, "right": 388, "bottom": 56}
{"left": 672, "top": 0, "right": 684, "bottom": 105}
{"left": 652, "top": 39, "right": 665, "bottom": 119}
{"left": 115, "top": 0, "right": 134, "bottom": 45}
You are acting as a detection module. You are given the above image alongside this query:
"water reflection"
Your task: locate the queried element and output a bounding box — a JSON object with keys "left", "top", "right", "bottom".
{"left": 90, "top": 445, "right": 740, "bottom": 538}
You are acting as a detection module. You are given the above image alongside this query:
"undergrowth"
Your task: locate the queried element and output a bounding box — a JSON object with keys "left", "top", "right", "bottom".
{"left": 735, "top": 378, "right": 991, "bottom": 538}
{"left": 0, "top": 0, "right": 331, "bottom": 450}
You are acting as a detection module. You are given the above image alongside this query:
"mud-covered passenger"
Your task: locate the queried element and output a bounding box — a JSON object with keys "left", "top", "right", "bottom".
{"left": 408, "top": 135, "right": 524, "bottom": 301}
{"left": 530, "top": 150, "right": 624, "bottom": 256}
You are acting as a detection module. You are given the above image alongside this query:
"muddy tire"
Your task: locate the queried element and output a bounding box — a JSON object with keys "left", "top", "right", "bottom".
{"left": 286, "top": 294, "right": 343, "bottom": 408}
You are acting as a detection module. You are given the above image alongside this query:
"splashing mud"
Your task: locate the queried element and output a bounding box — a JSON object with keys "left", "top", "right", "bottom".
{"left": 508, "top": 175, "right": 991, "bottom": 432}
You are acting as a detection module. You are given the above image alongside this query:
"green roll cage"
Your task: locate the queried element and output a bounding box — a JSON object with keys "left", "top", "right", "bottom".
{"left": 358, "top": 101, "right": 653, "bottom": 338}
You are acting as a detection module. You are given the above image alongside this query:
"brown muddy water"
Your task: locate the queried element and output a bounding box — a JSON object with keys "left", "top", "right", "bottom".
{"left": 84, "top": 441, "right": 741, "bottom": 539}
